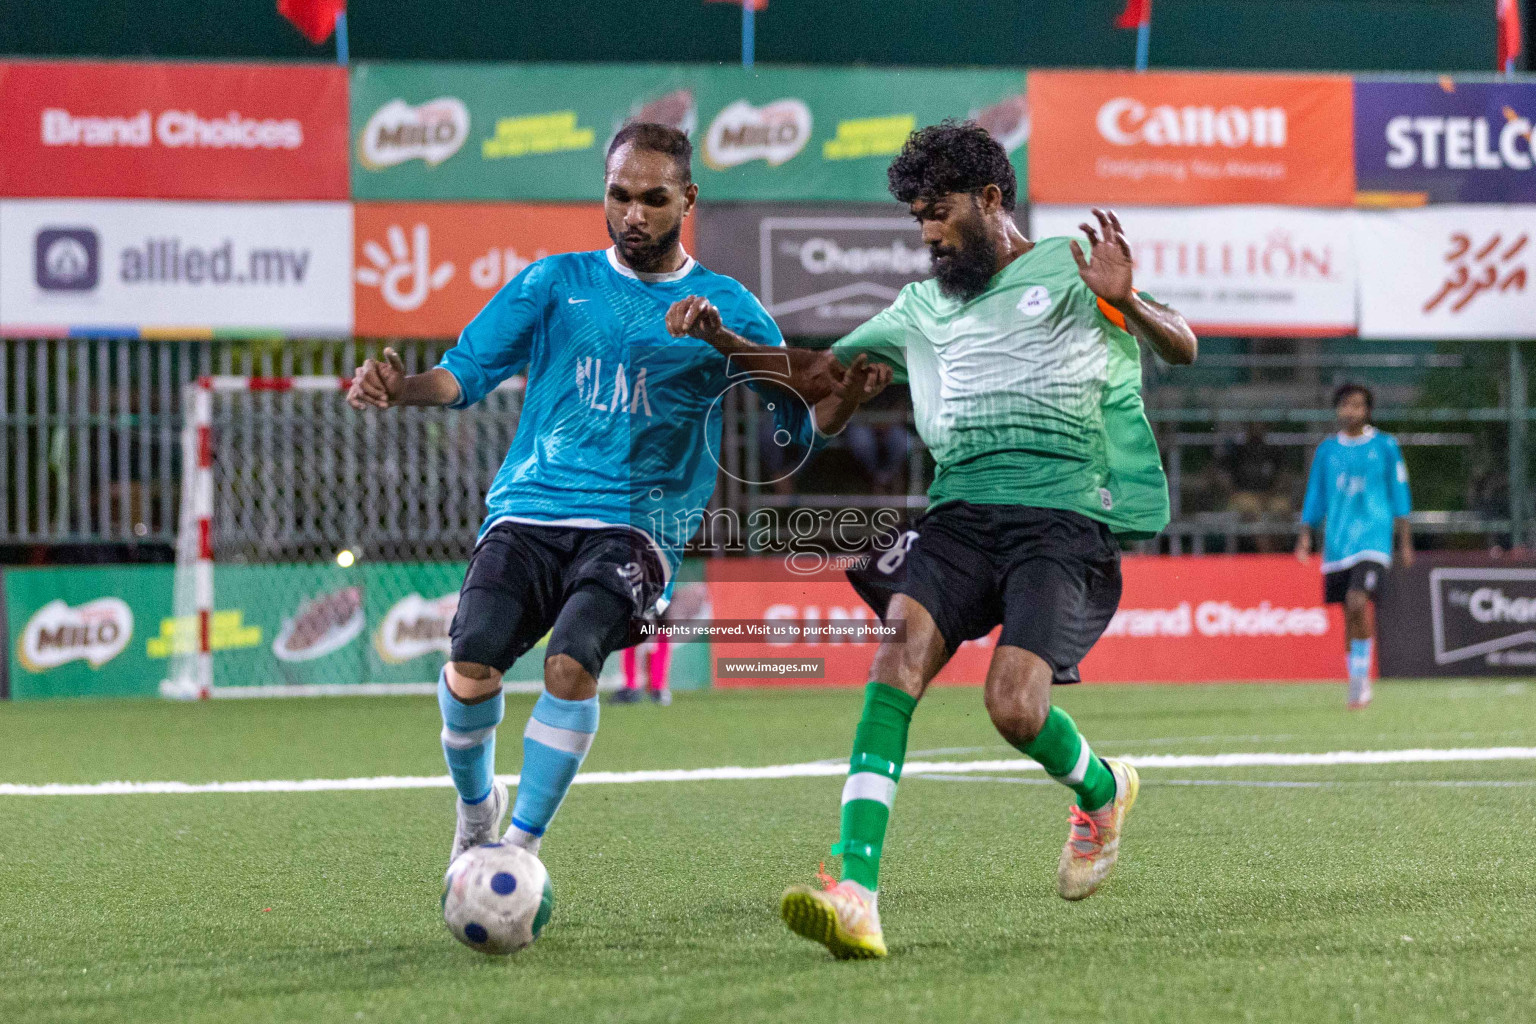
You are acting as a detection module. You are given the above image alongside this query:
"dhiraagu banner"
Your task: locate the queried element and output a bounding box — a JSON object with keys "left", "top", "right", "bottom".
{"left": 349, "top": 62, "right": 1028, "bottom": 202}
{"left": 4, "top": 560, "right": 712, "bottom": 699}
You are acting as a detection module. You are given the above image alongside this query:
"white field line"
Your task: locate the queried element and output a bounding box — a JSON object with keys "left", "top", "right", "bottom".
{"left": 3, "top": 746, "right": 1536, "bottom": 798}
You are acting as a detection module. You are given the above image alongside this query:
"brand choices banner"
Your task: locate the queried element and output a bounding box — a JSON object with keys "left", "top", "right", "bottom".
{"left": 706, "top": 555, "right": 1345, "bottom": 685}
{"left": 1377, "top": 555, "right": 1536, "bottom": 677}
{"left": 0, "top": 199, "right": 353, "bottom": 336}
{"left": 1354, "top": 79, "right": 1536, "bottom": 204}
{"left": 0, "top": 61, "right": 350, "bottom": 200}
{"left": 1029, "top": 71, "right": 1355, "bottom": 207}
{"left": 1355, "top": 204, "right": 1534, "bottom": 338}
{"left": 1031, "top": 206, "right": 1358, "bottom": 336}
{"left": 695, "top": 203, "right": 950, "bottom": 337}
{"left": 354, "top": 203, "right": 633, "bottom": 337}
{"left": 350, "top": 62, "right": 1029, "bottom": 202}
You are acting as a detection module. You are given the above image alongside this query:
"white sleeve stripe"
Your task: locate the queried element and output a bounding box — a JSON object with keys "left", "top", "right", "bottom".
{"left": 1051, "top": 741, "right": 1093, "bottom": 787}
{"left": 524, "top": 717, "right": 596, "bottom": 756}
{"left": 440, "top": 725, "right": 496, "bottom": 750}
{"left": 841, "top": 771, "right": 897, "bottom": 808}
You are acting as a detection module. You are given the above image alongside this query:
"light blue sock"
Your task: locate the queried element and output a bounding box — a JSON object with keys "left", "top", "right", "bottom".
{"left": 438, "top": 669, "right": 504, "bottom": 805}
{"left": 1348, "top": 639, "right": 1373, "bottom": 682}
{"left": 509, "top": 691, "right": 600, "bottom": 843}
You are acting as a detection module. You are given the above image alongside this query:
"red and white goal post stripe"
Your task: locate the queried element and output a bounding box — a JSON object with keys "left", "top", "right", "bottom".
{"left": 161, "top": 376, "right": 350, "bottom": 701}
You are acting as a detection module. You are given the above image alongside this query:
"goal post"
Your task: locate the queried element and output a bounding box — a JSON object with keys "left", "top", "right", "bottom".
{"left": 161, "top": 374, "right": 525, "bottom": 699}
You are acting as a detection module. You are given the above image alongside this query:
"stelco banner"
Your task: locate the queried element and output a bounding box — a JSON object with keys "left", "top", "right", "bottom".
{"left": 706, "top": 555, "right": 1344, "bottom": 686}
{"left": 1028, "top": 70, "right": 1355, "bottom": 207}
{"left": 1378, "top": 555, "right": 1536, "bottom": 677}
{"left": 1355, "top": 204, "right": 1534, "bottom": 338}
{"left": 0, "top": 61, "right": 350, "bottom": 200}
{"left": 0, "top": 199, "right": 354, "bottom": 337}
{"left": 694, "top": 203, "right": 942, "bottom": 337}
{"left": 354, "top": 202, "right": 631, "bottom": 337}
{"left": 349, "top": 62, "right": 1029, "bottom": 202}
{"left": 1031, "top": 206, "right": 1357, "bottom": 336}
{"left": 1354, "top": 78, "right": 1536, "bottom": 204}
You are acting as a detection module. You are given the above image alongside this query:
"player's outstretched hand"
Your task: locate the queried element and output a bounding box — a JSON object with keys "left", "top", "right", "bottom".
{"left": 835, "top": 354, "right": 894, "bottom": 408}
{"left": 665, "top": 296, "right": 725, "bottom": 345}
{"left": 1069, "top": 208, "right": 1135, "bottom": 306}
{"left": 347, "top": 347, "right": 405, "bottom": 410}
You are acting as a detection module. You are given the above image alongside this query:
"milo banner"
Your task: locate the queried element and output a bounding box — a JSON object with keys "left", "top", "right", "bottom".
{"left": 1378, "top": 554, "right": 1536, "bottom": 677}
{"left": 349, "top": 62, "right": 1028, "bottom": 202}
{"left": 4, "top": 561, "right": 710, "bottom": 699}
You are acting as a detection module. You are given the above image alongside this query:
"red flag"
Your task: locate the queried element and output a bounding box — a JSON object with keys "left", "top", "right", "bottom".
{"left": 278, "top": 0, "right": 346, "bottom": 44}
{"left": 1115, "top": 0, "right": 1152, "bottom": 29}
{"left": 705, "top": 0, "right": 768, "bottom": 10}
{"left": 1498, "top": 0, "right": 1524, "bottom": 69}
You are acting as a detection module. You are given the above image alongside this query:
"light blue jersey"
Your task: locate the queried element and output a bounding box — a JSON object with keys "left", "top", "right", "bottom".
{"left": 439, "top": 247, "right": 820, "bottom": 587}
{"left": 1300, "top": 426, "right": 1412, "bottom": 573}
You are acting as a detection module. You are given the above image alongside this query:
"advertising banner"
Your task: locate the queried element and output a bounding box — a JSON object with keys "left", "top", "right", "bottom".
{"left": 695, "top": 203, "right": 935, "bottom": 337}
{"left": 706, "top": 555, "right": 1344, "bottom": 686}
{"left": 350, "top": 62, "right": 1028, "bottom": 202}
{"left": 1354, "top": 78, "right": 1536, "bottom": 205}
{"left": 1378, "top": 555, "right": 1536, "bottom": 677}
{"left": 1031, "top": 205, "right": 1358, "bottom": 336}
{"left": 1028, "top": 70, "right": 1355, "bottom": 207}
{"left": 354, "top": 202, "right": 679, "bottom": 338}
{"left": 1354, "top": 205, "right": 1534, "bottom": 339}
{"left": 4, "top": 560, "right": 712, "bottom": 699}
{"left": 0, "top": 60, "right": 349, "bottom": 200}
{"left": 5, "top": 565, "right": 172, "bottom": 700}
{"left": 0, "top": 199, "right": 353, "bottom": 337}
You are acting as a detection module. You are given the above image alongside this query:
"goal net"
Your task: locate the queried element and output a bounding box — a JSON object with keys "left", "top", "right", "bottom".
{"left": 162, "top": 375, "right": 523, "bottom": 698}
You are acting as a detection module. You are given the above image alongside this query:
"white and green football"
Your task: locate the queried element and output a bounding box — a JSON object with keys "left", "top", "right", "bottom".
{"left": 442, "top": 843, "right": 553, "bottom": 955}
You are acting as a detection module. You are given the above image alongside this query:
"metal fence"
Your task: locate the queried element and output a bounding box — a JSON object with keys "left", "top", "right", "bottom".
{"left": 0, "top": 339, "right": 455, "bottom": 547}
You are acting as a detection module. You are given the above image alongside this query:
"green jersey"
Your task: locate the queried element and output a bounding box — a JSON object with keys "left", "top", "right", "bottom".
{"left": 831, "top": 236, "right": 1169, "bottom": 540}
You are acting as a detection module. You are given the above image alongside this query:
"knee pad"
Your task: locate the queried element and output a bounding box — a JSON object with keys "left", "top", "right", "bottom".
{"left": 546, "top": 586, "right": 633, "bottom": 679}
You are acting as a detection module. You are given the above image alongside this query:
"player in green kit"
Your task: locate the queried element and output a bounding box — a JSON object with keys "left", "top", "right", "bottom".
{"left": 666, "top": 121, "right": 1197, "bottom": 958}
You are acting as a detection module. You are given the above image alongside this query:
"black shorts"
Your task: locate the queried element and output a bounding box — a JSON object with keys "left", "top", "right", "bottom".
{"left": 1324, "top": 561, "right": 1388, "bottom": 604}
{"left": 449, "top": 521, "right": 666, "bottom": 675}
{"left": 847, "top": 501, "right": 1123, "bottom": 684}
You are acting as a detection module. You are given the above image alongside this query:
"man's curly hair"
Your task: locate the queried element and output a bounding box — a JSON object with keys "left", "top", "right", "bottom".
{"left": 887, "top": 119, "right": 1016, "bottom": 212}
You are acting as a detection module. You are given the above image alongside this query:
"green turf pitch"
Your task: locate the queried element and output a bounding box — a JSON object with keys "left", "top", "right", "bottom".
{"left": 2, "top": 681, "right": 1534, "bottom": 1023}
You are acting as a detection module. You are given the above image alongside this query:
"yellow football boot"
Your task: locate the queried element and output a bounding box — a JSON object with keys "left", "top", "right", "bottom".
{"left": 780, "top": 869, "right": 887, "bottom": 960}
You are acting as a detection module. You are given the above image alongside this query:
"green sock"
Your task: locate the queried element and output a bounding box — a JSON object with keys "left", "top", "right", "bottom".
{"left": 1014, "top": 705, "right": 1116, "bottom": 811}
{"left": 835, "top": 681, "right": 918, "bottom": 891}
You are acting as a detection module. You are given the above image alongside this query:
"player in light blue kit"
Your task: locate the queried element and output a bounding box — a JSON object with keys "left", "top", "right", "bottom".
{"left": 1295, "top": 383, "right": 1414, "bottom": 708}
{"left": 347, "top": 123, "right": 888, "bottom": 869}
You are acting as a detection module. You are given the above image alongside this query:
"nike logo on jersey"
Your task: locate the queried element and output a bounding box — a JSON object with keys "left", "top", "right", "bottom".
{"left": 568, "top": 297, "right": 589, "bottom": 304}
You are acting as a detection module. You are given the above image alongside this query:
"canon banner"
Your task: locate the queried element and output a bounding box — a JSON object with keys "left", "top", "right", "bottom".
{"left": 706, "top": 555, "right": 1345, "bottom": 686}
{"left": 1028, "top": 71, "right": 1355, "bottom": 207}
{"left": 695, "top": 203, "right": 961, "bottom": 337}
{"left": 0, "top": 199, "right": 353, "bottom": 337}
{"left": 1354, "top": 205, "right": 1534, "bottom": 339}
{"left": 1378, "top": 555, "right": 1536, "bottom": 677}
{"left": 1354, "top": 78, "right": 1536, "bottom": 204}
{"left": 350, "top": 62, "right": 1028, "bottom": 202}
{"left": 1031, "top": 206, "right": 1357, "bottom": 336}
{"left": 0, "top": 61, "right": 349, "bottom": 201}
{"left": 354, "top": 203, "right": 636, "bottom": 338}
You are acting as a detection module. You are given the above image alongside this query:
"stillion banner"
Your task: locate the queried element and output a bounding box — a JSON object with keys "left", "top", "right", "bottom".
{"left": 0, "top": 199, "right": 354, "bottom": 337}
{"left": 349, "top": 62, "right": 1029, "bottom": 202}
{"left": 1028, "top": 70, "right": 1356, "bottom": 207}
{"left": 0, "top": 60, "right": 350, "bottom": 200}
{"left": 1031, "top": 206, "right": 1358, "bottom": 336}
{"left": 1354, "top": 204, "right": 1534, "bottom": 338}
{"left": 1354, "top": 78, "right": 1536, "bottom": 205}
